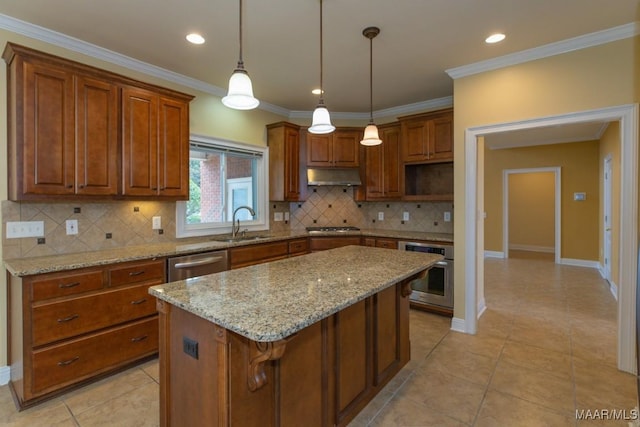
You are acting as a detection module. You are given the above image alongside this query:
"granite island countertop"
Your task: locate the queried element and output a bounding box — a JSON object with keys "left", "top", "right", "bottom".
{"left": 4, "top": 229, "right": 452, "bottom": 276}
{"left": 149, "top": 245, "right": 441, "bottom": 342}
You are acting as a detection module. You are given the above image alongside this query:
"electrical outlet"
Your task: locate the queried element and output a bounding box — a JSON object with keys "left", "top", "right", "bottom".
{"left": 377, "top": 212, "right": 384, "bottom": 221}
{"left": 66, "top": 219, "right": 78, "bottom": 235}
{"left": 402, "top": 212, "right": 410, "bottom": 221}
{"left": 274, "top": 212, "right": 284, "bottom": 221}
{"left": 6, "top": 221, "right": 45, "bottom": 238}
{"left": 284, "top": 212, "right": 290, "bottom": 221}
{"left": 152, "top": 216, "right": 162, "bottom": 230}
{"left": 444, "top": 211, "right": 451, "bottom": 222}
{"left": 183, "top": 337, "right": 199, "bottom": 359}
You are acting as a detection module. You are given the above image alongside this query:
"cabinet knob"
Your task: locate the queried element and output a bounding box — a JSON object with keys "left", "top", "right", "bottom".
{"left": 66, "top": 185, "right": 73, "bottom": 189}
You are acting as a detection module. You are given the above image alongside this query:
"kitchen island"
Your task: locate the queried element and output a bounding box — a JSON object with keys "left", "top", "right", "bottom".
{"left": 149, "top": 245, "right": 441, "bottom": 427}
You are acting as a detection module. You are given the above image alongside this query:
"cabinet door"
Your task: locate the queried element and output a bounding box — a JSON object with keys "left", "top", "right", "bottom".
{"left": 307, "top": 133, "right": 333, "bottom": 166}
{"left": 122, "top": 87, "right": 159, "bottom": 196}
{"left": 382, "top": 125, "right": 402, "bottom": 199}
{"left": 364, "top": 142, "right": 384, "bottom": 200}
{"left": 23, "top": 62, "right": 75, "bottom": 196}
{"left": 332, "top": 130, "right": 359, "bottom": 167}
{"left": 401, "top": 119, "right": 428, "bottom": 162}
{"left": 428, "top": 115, "right": 453, "bottom": 161}
{"left": 75, "top": 76, "right": 119, "bottom": 195}
{"left": 158, "top": 97, "right": 189, "bottom": 198}
{"left": 284, "top": 126, "right": 301, "bottom": 200}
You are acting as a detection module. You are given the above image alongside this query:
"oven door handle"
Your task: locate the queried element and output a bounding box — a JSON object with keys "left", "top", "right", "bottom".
{"left": 435, "top": 260, "right": 449, "bottom": 266}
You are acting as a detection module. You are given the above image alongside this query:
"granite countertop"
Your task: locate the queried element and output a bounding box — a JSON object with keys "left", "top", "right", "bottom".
{"left": 3, "top": 229, "right": 453, "bottom": 277}
{"left": 149, "top": 245, "right": 441, "bottom": 342}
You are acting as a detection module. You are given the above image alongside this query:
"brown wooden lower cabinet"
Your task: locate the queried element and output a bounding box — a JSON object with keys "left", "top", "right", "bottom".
{"left": 157, "top": 277, "right": 412, "bottom": 427}
{"left": 309, "top": 236, "right": 362, "bottom": 252}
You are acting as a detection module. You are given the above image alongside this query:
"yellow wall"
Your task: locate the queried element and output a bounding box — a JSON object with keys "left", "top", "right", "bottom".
{"left": 599, "top": 122, "right": 621, "bottom": 286}
{"left": 0, "top": 30, "right": 289, "bottom": 368}
{"left": 508, "top": 172, "right": 555, "bottom": 252}
{"left": 453, "top": 36, "right": 638, "bottom": 320}
{"left": 484, "top": 141, "right": 600, "bottom": 260}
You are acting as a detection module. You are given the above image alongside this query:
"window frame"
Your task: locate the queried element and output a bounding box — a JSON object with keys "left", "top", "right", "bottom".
{"left": 176, "top": 134, "right": 269, "bottom": 238}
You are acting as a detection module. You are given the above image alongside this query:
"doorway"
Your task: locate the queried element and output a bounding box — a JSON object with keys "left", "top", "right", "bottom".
{"left": 462, "top": 104, "right": 638, "bottom": 374}
{"left": 503, "top": 168, "right": 560, "bottom": 263}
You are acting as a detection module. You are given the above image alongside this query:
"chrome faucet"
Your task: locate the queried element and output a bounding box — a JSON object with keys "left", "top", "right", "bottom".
{"left": 231, "top": 206, "right": 256, "bottom": 238}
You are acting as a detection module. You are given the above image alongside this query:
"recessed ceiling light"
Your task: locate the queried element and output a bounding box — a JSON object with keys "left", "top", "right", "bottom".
{"left": 485, "top": 33, "right": 506, "bottom": 44}
{"left": 186, "top": 33, "right": 205, "bottom": 45}
{"left": 311, "top": 88, "right": 323, "bottom": 95}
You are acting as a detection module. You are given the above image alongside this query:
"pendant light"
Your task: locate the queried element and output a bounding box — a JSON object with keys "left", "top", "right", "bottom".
{"left": 309, "top": 0, "right": 335, "bottom": 134}
{"left": 360, "top": 26, "right": 382, "bottom": 146}
{"left": 222, "top": 0, "right": 259, "bottom": 110}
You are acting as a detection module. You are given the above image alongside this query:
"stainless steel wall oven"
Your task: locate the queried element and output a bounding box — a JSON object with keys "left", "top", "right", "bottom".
{"left": 398, "top": 241, "right": 453, "bottom": 311}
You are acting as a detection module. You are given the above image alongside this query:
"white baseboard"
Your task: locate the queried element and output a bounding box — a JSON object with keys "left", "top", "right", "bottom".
{"left": 0, "top": 365, "right": 9, "bottom": 386}
{"left": 509, "top": 244, "right": 555, "bottom": 253}
{"left": 477, "top": 298, "right": 487, "bottom": 318}
{"left": 608, "top": 280, "right": 618, "bottom": 300}
{"left": 484, "top": 250, "right": 504, "bottom": 258}
{"left": 450, "top": 317, "right": 466, "bottom": 333}
{"left": 559, "top": 258, "right": 600, "bottom": 268}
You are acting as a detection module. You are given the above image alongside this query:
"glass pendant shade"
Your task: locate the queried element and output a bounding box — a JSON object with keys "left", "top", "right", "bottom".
{"left": 222, "top": 68, "right": 259, "bottom": 110}
{"left": 360, "top": 123, "right": 382, "bottom": 146}
{"left": 309, "top": 101, "right": 335, "bottom": 134}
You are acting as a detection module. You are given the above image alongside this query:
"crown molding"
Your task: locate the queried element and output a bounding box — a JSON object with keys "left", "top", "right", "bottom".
{"left": 446, "top": 22, "right": 640, "bottom": 79}
{"left": 0, "top": 13, "right": 290, "bottom": 117}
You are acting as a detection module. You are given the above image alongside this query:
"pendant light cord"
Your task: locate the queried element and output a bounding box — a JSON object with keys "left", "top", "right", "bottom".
{"left": 238, "top": 0, "right": 244, "bottom": 69}
{"left": 319, "top": 0, "right": 324, "bottom": 102}
{"left": 369, "top": 34, "right": 373, "bottom": 123}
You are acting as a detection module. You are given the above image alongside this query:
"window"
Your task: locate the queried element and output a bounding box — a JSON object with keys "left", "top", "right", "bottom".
{"left": 176, "top": 135, "right": 269, "bottom": 238}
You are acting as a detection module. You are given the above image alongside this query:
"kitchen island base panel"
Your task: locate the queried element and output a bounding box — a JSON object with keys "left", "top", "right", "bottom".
{"left": 157, "top": 279, "right": 413, "bottom": 427}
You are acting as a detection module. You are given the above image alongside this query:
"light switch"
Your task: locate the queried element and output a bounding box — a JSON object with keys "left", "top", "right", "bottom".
{"left": 573, "top": 192, "right": 586, "bottom": 201}
{"left": 152, "top": 216, "right": 162, "bottom": 229}
{"left": 444, "top": 212, "right": 451, "bottom": 222}
{"left": 284, "top": 212, "right": 290, "bottom": 221}
{"left": 6, "top": 221, "right": 45, "bottom": 238}
{"left": 274, "top": 212, "right": 284, "bottom": 221}
{"left": 377, "top": 212, "right": 384, "bottom": 221}
{"left": 402, "top": 212, "right": 410, "bottom": 221}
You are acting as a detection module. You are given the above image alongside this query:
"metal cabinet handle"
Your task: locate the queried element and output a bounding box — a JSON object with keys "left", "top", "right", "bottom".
{"left": 174, "top": 256, "right": 224, "bottom": 269}
{"left": 128, "top": 270, "right": 145, "bottom": 276}
{"left": 57, "top": 314, "right": 79, "bottom": 323}
{"left": 131, "top": 298, "right": 147, "bottom": 305}
{"left": 57, "top": 356, "right": 80, "bottom": 366}
{"left": 131, "top": 335, "right": 148, "bottom": 343}
{"left": 58, "top": 281, "right": 80, "bottom": 289}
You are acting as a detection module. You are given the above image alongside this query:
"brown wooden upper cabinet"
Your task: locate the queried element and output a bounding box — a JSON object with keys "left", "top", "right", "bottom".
{"left": 121, "top": 87, "right": 190, "bottom": 198}
{"left": 361, "top": 123, "right": 402, "bottom": 200}
{"left": 399, "top": 109, "right": 453, "bottom": 163}
{"left": 267, "top": 122, "right": 305, "bottom": 201}
{"left": 3, "top": 42, "right": 193, "bottom": 201}
{"left": 306, "top": 128, "right": 361, "bottom": 167}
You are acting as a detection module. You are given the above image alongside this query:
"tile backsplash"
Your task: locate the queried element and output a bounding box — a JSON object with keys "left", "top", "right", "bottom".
{"left": 287, "top": 187, "right": 454, "bottom": 234}
{"left": 3, "top": 188, "right": 453, "bottom": 259}
{"left": 2, "top": 200, "right": 177, "bottom": 259}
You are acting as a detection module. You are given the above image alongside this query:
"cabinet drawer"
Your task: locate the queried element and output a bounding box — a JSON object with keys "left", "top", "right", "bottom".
{"left": 109, "top": 259, "right": 165, "bottom": 287}
{"left": 32, "top": 283, "right": 157, "bottom": 347}
{"left": 376, "top": 239, "right": 398, "bottom": 249}
{"left": 230, "top": 241, "right": 289, "bottom": 269}
{"left": 31, "top": 270, "right": 104, "bottom": 302}
{"left": 288, "top": 238, "right": 309, "bottom": 256}
{"left": 32, "top": 316, "right": 158, "bottom": 394}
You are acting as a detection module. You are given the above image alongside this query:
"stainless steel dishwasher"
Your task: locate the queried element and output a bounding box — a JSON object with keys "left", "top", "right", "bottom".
{"left": 167, "top": 250, "right": 229, "bottom": 281}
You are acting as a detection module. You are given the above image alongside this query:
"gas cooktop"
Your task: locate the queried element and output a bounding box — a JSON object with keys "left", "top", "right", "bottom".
{"left": 306, "top": 226, "right": 361, "bottom": 234}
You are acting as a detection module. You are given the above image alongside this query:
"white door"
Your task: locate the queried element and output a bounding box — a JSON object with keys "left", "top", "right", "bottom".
{"left": 603, "top": 156, "right": 612, "bottom": 282}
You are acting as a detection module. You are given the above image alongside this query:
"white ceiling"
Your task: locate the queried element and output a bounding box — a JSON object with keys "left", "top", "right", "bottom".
{"left": 0, "top": 0, "right": 637, "bottom": 115}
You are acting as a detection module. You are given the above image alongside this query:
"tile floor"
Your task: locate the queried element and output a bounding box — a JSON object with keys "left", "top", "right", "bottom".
{"left": 0, "top": 251, "right": 637, "bottom": 426}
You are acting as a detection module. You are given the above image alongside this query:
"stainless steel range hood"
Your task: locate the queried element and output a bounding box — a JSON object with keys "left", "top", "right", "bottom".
{"left": 307, "top": 168, "right": 362, "bottom": 186}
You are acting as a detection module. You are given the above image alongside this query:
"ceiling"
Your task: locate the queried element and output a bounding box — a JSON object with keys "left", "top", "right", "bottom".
{"left": 0, "top": 1, "right": 637, "bottom": 149}
{"left": 0, "top": 0, "right": 637, "bottom": 116}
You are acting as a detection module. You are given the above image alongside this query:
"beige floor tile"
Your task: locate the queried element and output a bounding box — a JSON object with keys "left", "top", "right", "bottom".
{"left": 437, "top": 331, "right": 506, "bottom": 362}
{"left": 396, "top": 368, "right": 485, "bottom": 424}
{"left": 63, "top": 368, "right": 155, "bottom": 416}
{"left": 370, "top": 395, "right": 468, "bottom": 427}
{"left": 420, "top": 344, "right": 497, "bottom": 386}
{"left": 489, "top": 359, "right": 575, "bottom": 415}
{"left": 139, "top": 359, "right": 160, "bottom": 383}
{"left": 475, "top": 390, "right": 575, "bottom": 427}
{"left": 508, "top": 318, "right": 572, "bottom": 355}
{"left": 573, "top": 356, "right": 637, "bottom": 412}
{"left": 500, "top": 341, "right": 573, "bottom": 381}
{"left": 0, "top": 395, "right": 75, "bottom": 427}
{"left": 74, "top": 382, "right": 159, "bottom": 427}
